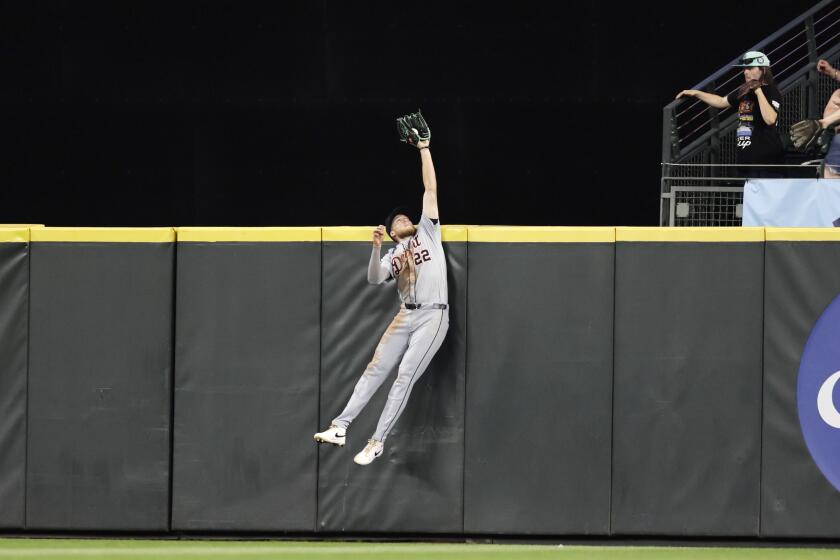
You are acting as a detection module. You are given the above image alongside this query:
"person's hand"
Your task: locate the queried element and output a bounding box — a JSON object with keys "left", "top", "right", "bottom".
{"left": 745, "top": 79, "right": 766, "bottom": 91}
{"left": 416, "top": 138, "right": 430, "bottom": 149}
{"left": 373, "top": 225, "right": 385, "bottom": 247}
{"left": 676, "top": 89, "right": 699, "bottom": 99}
{"left": 817, "top": 59, "right": 835, "bottom": 76}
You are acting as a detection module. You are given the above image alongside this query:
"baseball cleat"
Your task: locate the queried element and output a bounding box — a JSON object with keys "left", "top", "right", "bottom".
{"left": 314, "top": 425, "right": 346, "bottom": 447}
{"left": 353, "top": 439, "right": 384, "bottom": 465}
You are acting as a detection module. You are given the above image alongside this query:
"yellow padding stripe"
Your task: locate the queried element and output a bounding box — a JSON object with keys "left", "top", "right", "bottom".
{"left": 31, "top": 228, "right": 175, "bottom": 243}
{"left": 322, "top": 227, "right": 375, "bottom": 242}
{"left": 765, "top": 228, "right": 840, "bottom": 241}
{"left": 323, "top": 226, "right": 468, "bottom": 242}
{"left": 468, "top": 227, "right": 615, "bottom": 243}
{"left": 0, "top": 224, "right": 45, "bottom": 228}
{"left": 0, "top": 228, "right": 29, "bottom": 243}
{"left": 616, "top": 227, "right": 765, "bottom": 242}
{"left": 442, "top": 226, "right": 467, "bottom": 242}
{"left": 177, "top": 227, "right": 321, "bottom": 242}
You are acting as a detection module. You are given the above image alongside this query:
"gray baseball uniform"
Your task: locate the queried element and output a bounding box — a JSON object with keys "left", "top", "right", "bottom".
{"left": 332, "top": 213, "right": 449, "bottom": 442}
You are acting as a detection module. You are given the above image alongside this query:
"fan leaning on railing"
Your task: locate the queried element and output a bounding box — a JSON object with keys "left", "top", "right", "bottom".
{"left": 789, "top": 58, "right": 840, "bottom": 178}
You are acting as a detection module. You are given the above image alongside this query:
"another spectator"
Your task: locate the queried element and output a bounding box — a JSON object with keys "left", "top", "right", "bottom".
{"left": 817, "top": 59, "right": 840, "bottom": 178}
{"left": 677, "top": 51, "right": 783, "bottom": 177}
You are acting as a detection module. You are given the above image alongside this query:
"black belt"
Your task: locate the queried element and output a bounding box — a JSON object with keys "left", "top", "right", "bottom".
{"left": 405, "top": 303, "right": 447, "bottom": 310}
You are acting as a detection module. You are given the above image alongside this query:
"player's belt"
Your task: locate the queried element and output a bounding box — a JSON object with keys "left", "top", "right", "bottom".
{"left": 405, "top": 303, "right": 448, "bottom": 310}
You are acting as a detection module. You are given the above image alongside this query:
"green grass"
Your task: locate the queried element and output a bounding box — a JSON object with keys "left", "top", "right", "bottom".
{"left": 0, "top": 539, "right": 839, "bottom": 560}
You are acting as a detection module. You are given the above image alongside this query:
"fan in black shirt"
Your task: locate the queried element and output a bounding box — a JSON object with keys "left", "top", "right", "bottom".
{"left": 676, "top": 51, "right": 782, "bottom": 176}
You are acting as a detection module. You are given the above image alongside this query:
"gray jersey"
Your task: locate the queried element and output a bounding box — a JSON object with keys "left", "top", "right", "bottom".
{"left": 380, "top": 214, "right": 447, "bottom": 305}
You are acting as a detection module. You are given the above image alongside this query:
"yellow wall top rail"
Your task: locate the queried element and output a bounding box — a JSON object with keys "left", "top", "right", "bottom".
{"left": 31, "top": 228, "right": 175, "bottom": 243}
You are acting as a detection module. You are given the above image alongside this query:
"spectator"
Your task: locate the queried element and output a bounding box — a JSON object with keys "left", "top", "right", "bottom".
{"left": 677, "top": 51, "right": 783, "bottom": 177}
{"left": 817, "top": 59, "right": 840, "bottom": 179}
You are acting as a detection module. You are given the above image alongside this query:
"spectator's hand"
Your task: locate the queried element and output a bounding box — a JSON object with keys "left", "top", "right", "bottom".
{"left": 745, "top": 79, "right": 766, "bottom": 91}
{"left": 676, "top": 89, "right": 699, "bottom": 99}
{"left": 817, "top": 59, "right": 835, "bottom": 76}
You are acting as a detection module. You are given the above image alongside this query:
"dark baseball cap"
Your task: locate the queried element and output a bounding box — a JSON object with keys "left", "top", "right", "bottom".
{"left": 384, "top": 206, "right": 414, "bottom": 241}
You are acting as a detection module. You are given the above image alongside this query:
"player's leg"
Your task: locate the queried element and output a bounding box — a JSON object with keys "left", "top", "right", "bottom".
{"left": 353, "top": 310, "right": 448, "bottom": 463}
{"left": 321, "top": 310, "right": 410, "bottom": 438}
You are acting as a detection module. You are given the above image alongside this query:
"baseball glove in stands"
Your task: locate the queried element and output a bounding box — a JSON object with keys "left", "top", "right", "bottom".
{"left": 790, "top": 119, "right": 825, "bottom": 151}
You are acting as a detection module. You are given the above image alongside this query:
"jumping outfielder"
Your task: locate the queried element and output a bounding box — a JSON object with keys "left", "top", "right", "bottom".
{"left": 314, "top": 111, "right": 449, "bottom": 465}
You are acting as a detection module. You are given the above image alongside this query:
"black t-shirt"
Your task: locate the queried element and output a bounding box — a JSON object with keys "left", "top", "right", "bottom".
{"left": 726, "top": 85, "right": 783, "bottom": 165}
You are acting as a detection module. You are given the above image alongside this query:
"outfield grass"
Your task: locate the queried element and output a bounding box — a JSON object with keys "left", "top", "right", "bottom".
{"left": 1, "top": 539, "right": 840, "bottom": 560}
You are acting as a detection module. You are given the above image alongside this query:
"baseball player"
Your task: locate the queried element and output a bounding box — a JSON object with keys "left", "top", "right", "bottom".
{"left": 314, "top": 111, "right": 450, "bottom": 465}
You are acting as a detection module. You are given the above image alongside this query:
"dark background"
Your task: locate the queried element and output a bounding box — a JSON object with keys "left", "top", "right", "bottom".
{"left": 0, "top": 1, "right": 809, "bottom": 227}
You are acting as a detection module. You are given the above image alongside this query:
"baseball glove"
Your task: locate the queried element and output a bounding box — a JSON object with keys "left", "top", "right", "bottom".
{"left": 790, "top": 119, "right": 824, "bottom": 151}
{"left": 396, "top": 110, "right": 431, "bottom": 147}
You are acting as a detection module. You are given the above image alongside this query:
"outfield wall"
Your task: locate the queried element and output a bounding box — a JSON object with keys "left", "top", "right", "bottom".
{"left": 1, "top": 226, "right": 840, "bottom": 537}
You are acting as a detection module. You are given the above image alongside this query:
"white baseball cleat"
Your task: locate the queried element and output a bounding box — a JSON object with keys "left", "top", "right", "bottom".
{"left": 314, "top": 425, "right": 346, "bottom": 447}
{"left": 353, "top": 439, "right": 384, "bottom": 465}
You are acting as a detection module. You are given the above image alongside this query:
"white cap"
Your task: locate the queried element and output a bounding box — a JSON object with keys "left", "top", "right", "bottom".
{"left": 734, "top": 51, "right": 770, "bottom": 67}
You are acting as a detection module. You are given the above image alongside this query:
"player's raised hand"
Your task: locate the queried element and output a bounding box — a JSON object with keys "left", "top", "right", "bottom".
{"left": 396, "top": 110, "right": 431, "bottom": 148}
{"left": 373, "top": 225, "right": 385, "bottom": 247}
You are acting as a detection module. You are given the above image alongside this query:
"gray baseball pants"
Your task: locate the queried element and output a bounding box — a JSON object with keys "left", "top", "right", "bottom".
{"left": 332, "top": 307, "right": 449, "bottom": 442}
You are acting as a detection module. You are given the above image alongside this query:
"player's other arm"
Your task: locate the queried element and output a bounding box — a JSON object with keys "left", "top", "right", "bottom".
{"left": 417, "top": 139, "right": 438, "bottom": 220}
{"left": 367, "top": 225, "right": 391, "bottom": 284}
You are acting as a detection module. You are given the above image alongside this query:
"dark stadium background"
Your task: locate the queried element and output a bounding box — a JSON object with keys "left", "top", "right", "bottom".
{"left": 1, "top": 1, "right": 808, "bottom": 227}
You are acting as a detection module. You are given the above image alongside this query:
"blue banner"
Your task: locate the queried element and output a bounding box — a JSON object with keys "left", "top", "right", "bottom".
{"left": 742, "top": 179, "right": 840, "bottom": 227}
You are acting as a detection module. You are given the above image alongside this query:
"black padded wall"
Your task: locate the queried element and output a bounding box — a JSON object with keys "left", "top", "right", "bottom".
{"left": 761, "top": 238, "right": 840, "bottom": 538}
{"left": 27, "top": 237, "right": 173, "bottom": 530}
{"left": 0, "top": 234, "right": 29, "bottom": 529}
{"left": 9, "top": 225, "right": 840, "bottom": 538}
{"left": 317, "top": 230, "right": 467, "bottom": 533}
{"left": 171, "top": 238, "right": 321, "bottom": 531}
{"left": 612, "top": 239, "right": 764, "bottom": 536}
{"left": 464, "top": 240, "right": 614, "bottom": 535}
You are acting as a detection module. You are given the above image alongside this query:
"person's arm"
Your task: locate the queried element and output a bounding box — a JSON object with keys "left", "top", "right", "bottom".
{"left": 820, "top": 107, "right": 840, "bottom": 129}
{"left": 417, "top": 138, "right": 438, "bottom": 220}
{"left": 754, "top": 87, "right": 779, "bottom": 126}
{"left": 367, "top": 225, "right": 391, "bottom": 284}
{"left": 676, "top": 89, "right": 731, "bottom": 109}
{"left": 817, "top": 59, "right": 840, "bottom": 82}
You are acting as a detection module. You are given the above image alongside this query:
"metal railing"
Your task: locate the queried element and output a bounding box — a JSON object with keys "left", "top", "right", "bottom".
{"left": 661, "top": 0, "right": 840, "bottom": 226}
{"left": 660, "top": 163, "right": 822, "bottom": 226}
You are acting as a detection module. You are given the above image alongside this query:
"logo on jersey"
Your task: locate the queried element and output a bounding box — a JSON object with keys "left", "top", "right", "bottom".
{"left": 797, "top": 292, "right": 840, "bottom": 492}
{"left": 736, "top": 100, "right": 755, "bottom": 149}
{"left": 390, "top": 237, "right": 431, "bottom": 277}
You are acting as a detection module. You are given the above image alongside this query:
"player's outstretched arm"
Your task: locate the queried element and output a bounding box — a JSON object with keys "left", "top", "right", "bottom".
{"left": 397, "top": 110, "right": 438, "bottom": 220}
{"left": 418, "top": 142, "right": 438, "bottom": 220}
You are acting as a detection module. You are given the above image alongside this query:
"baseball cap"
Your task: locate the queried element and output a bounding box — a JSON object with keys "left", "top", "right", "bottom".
{"left": 384, "top": 206, "right": 414, "bottom": 241}
{"left": 734, "top": 51, "right": 770, "bottom": 67}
